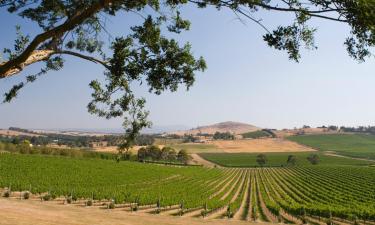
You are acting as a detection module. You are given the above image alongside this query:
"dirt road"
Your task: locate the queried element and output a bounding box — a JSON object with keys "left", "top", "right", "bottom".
{"left": 324, "top": 152, "right": 375, "bottom": 163}
{"left": 0, "top": 198, "right": 270, "bottom": 225}
{"left": 190, "top": 153, "right": 220, "bottom": 167}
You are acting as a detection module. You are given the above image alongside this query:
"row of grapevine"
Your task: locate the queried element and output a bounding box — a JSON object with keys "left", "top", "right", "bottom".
{"left": 1, "top": 154, "right": 375, "bottom": 224}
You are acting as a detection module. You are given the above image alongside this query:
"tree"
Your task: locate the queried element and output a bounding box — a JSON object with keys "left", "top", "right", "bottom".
{"left": 137, "top": 147, "right": 147, "bottom": 162}
{"left": 256, "top": 154, "right": 267, "bottom": 167}
{"left": 160, "top": 146, "right": 173, "bottom": 160}
{"left": 146, "top": 145, "right": 161, "bottom": 160}
{"left": 177, "top": 149, "right": 190, "bottom": 164}
{"left": 213, "top": 132, "right": 235, "bottom": 140}
{"left": 328, "top": 125, "right": 338, "bottom": 131}
{"left": 167, "top": 148, "right": 177, "bottom": 161}
{"left": 286, "top": 155, "right": 297, "bottom": 166}
{"left": 134, "top": 135, "right": 155, "bottom": 146}
{"left": 2, "top": 1, "right": 375, "bottom": 151}
{"left": 307, "top": 154, "right": 320, "bottom": 165}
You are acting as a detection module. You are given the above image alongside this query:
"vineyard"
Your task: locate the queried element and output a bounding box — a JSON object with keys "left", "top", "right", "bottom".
{"left": 1, "top": 153, "right": 375, "bottom": 224}
{"left": 199, "top": 152, "right": 372, "bottom": 167}
{"left": 288, "top": 134, "right": 375, "bottom": 160}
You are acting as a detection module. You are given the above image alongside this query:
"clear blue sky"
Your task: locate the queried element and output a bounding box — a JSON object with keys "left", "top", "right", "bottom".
{"left": 1, "top": 4, "right": 375, "bottom": 130}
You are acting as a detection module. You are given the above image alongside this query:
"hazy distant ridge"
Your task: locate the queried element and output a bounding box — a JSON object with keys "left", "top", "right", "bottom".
{"left": 172, "top": 121, "right": 260, "bottom": 135}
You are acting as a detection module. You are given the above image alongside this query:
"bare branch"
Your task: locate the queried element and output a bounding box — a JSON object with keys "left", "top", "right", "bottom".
{"left": 57, "top": 50, "right": 109, "bottom": 69}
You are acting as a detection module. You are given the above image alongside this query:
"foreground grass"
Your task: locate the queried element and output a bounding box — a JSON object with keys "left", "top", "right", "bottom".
{"left": 199, "top": 152, "right": 372, "bottom": 167}
{"left": 288, "top": 133, "right": 375, "bottom": 160}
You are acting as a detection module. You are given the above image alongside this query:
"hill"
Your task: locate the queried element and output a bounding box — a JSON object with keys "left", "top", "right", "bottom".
{"left": 0, "top": 129, "right": 41, "bottom": 137}
{"left": 172, "top": 121, "right": 260, "bottom": 135}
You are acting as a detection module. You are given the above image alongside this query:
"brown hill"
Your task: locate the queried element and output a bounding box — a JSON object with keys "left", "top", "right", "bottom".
{"left": 172, "top": 121, "right": 260, "bottom": 135}
{"left": 0, "top": 129, "right": 41, "bottom": 137}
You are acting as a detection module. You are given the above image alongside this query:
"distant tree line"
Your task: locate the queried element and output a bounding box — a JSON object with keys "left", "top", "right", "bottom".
{"left": 339, "top": 126, "right": 375, "bottom": 134}
{"left": 242, "top": 130, "right": 272, "bottom": 139}
{"left": 8, "top": 127, "right": 35, "bottom": 133}
{"left": 0, "top": 133, "right": 155, "bottom": 148}
{"left": 183, "top": 134, "right": 198, "bottom": 143}
{"left": 213, "top": 132, "right": 234, "bottom": 140}
{"left": 255, "top": 153, "right": 320, "bottom": 167}
{"left": 137, "top": 146, "right": 190, "bottom": 164}
{"left": 0, "top": 141, "right": 117, "bottom": 160}
{"left": 315, "top": 125, "right": 375, "bottom": 134}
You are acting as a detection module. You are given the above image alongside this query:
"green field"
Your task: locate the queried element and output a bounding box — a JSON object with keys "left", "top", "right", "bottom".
{"left": 1, "top": 153, "right": 375, "bottom": 222}
{"left": 0, "top": 153, "right": 222, "bottom": 208}
{"left": 199, "top": 152, "right": 371, "bottom": 167}
{"left": 288, "top": 134, "right": 375, "bottom": 160}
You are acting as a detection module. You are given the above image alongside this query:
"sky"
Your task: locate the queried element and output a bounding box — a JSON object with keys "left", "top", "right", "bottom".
{"left": 1, "top": 3, "right": 375, "bottom": 131}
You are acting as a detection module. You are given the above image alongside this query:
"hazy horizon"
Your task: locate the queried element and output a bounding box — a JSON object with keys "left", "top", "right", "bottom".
{"left": 2, "top": 4, "right": 375, "bottom": 130}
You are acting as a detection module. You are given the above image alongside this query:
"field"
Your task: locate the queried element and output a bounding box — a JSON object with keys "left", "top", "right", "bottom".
{"left": 211, "top": 138, "right": 314, "bottom": 153}
{"left": 167, "top": 138, "right": 314, "bottom": 154}
{"left": 288, "top": 134, "right": 375, "bottom": 160}
{"left": 198, "top": 152, "right": 372, "bottom": 167}
{"left": 168, "top": 143, "right": 219, "bottom": 153}
{"left": 1, "top": 153, "right": 375, "bottom": 224}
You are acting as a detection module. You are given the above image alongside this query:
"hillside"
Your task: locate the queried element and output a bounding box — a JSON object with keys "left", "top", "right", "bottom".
{"left": 172, "top": 121, "right": 260, "bottom": 135}
{"left": 0, "top": 129, "right": 41, "bottom": 137}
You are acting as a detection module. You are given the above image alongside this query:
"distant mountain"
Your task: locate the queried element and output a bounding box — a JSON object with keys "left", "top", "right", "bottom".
{"left": 171, "top": 121, "right": 260, "bottom": 135}
{"left": 142, "top": 125, "right": 192, "bottom": 134}
{"left": 30, "top": 125, "right": 191, "bottom": 135}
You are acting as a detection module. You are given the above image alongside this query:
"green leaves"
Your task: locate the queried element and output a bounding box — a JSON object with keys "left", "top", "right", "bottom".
{"left": 87, "top": 16, "right": 205, "bottom": 151}
{"left": 3, "top": 83, "right": 24, "bottom": 103}
{"left": 263, "top": 23, "right": 316, "bottom": 62}
{"left": 168, "top": 11, "right": 191, "bottom": 33}
{"left": 3, "top": 25, "right": 30, "bottom": 60}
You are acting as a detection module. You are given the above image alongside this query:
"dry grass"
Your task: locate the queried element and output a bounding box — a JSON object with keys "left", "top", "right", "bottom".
{"left": 172, "top": 121, "right": 260, "bottom": 135}
{"left": 92, "top": 138, "right": 315, "bottom": 154}
{"left": 0, "top": 198, "right": 269, "bottom": 225}
{"left": 211, "top": 138, "right": 315, "bottom": 153}
{"left": 0, "top": 129, "right": 40, "bottom": 137}
{"left": 274, "top": 128, "right": 339, "bottom": 138}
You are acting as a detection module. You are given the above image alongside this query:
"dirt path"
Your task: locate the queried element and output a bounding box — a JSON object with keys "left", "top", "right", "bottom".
{"left": 0, "top": 198, "right": 273, "bottom": 225}
{"left": 190, "top": 154, "right": 220, "bottom": 167}
{"left": 324, "top": 152, "right": 375, "bottom": 163}
{"left": 233, "top": 172, "right": 250, "bottom": 220}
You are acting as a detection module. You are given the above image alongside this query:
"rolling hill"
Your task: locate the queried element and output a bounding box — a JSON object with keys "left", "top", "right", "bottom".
{"left": 172, "top": 121, "right": 260, "bottom": 135}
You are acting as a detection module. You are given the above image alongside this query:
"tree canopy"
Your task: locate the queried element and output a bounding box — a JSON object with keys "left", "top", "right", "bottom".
{"left": 256, "top": 153, "right": 267, "bottom": 166}
{"left": 1, "top": 0, "right": 375, "bottom": 151}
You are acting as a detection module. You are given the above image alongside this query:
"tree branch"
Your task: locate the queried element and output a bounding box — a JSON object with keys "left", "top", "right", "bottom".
{"left": 0, "top": 0, "right": 115, "bottom": 78}
{"left": 0, "top": 50, "right": 54, "bottom": 77}
{"left": 188, "top": 0, "right": 348, "bottom": 23}
{"left": 57, "top": 50, "right": 109, "bottom": 69}
{"left": 0, "top": 49, "right": 109, "bottom": 78}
